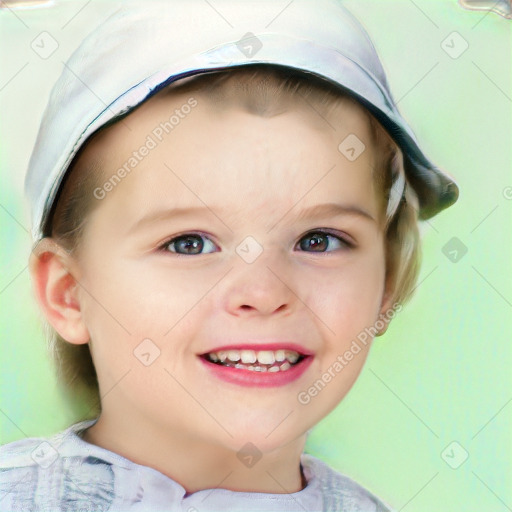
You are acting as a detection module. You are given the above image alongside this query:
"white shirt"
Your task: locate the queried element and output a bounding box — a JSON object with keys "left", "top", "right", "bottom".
{"left": 0, "top": 418, "right": 393, "bottom": 511}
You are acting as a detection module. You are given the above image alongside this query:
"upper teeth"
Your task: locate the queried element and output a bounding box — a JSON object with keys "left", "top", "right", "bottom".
{"left": 209, "top": 349, "right": 300, "bottom": 365}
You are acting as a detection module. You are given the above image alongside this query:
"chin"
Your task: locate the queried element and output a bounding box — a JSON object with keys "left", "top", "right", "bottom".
{"left": 217, "top": 422, "right": 307, "bottom": 456}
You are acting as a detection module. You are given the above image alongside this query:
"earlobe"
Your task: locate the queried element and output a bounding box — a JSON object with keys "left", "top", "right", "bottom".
{"left": 29, "top": 238, "right": 90, "bottom": 345}
{"left": 375, "top": 287, "right": 395, "bottom": 337}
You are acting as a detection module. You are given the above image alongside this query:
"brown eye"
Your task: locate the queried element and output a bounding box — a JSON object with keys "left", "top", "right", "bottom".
{"left": 298, "top": 231, "right": 352, "bottom": 252}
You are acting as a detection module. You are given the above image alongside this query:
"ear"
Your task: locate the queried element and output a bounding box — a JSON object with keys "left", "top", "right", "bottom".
{"left": 29, "top": 238, "right": 90, "bottom": 345}
{"left": 375, "top": 280, "right": 397, "bottom": 337}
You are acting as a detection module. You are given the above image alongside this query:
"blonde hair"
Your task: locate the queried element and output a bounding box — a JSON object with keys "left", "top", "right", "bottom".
{"left": 40, "top": 64, "right": 421, "bottom": 419}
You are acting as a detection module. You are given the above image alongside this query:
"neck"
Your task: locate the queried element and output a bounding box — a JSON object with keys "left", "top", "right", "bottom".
{"left": 81, "top": 410, "right": 308, "bottom": 495}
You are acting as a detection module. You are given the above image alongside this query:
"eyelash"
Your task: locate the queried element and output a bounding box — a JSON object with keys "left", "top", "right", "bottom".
{"left": 157, "top": 229, "right": 355, "bottom": 256}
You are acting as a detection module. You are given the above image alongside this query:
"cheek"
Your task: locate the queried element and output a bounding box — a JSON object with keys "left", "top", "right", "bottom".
{"left": 78, "top": 257, "right": 221, "bottom": 384}
{"left": 78, "top": 258, "right": 209, "bottom": 390}
{"left": 301, "top": 252, "right": 386, "bottom": 333}
{"left": 81, "top": 255, "right": 210, "bottom": 335}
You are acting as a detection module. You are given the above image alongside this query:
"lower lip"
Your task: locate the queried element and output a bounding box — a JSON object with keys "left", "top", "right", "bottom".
{"left": 198, "top": 356, "right": 313, "bottom": 388}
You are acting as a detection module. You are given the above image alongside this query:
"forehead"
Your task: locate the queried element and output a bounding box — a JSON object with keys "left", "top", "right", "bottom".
{"left": 80, "top": 82, "right": 382, "bottom": 230}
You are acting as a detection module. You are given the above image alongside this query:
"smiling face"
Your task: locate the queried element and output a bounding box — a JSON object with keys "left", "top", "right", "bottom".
{"left": 53, "top": 79, "right": 393, "bottom": 489}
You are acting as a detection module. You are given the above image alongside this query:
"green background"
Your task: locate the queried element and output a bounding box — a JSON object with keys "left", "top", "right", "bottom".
{"left": 1, "top": 1, "right": 511, "bottom": 511}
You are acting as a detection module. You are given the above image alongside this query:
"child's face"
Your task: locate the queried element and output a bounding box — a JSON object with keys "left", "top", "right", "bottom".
{"left": 67, "top": 84, "right": 391, "bottom": 455}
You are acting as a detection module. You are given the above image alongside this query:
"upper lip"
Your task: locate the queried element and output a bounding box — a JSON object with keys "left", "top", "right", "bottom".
{"left": 199, "top": 341, "right": 314, "bottom": 356}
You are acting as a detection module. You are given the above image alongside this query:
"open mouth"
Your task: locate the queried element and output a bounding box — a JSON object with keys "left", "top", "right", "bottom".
{"left": 199, "top": 349, "right": 307, "bottom": 373}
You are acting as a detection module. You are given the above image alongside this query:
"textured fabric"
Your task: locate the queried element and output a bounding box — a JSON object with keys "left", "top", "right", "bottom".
{"left": 0, "top": 419, "right": 394, "bottom": 511}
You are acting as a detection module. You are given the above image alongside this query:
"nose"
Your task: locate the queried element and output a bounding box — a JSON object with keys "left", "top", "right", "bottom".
{"left": 223, "top": 256, "right": 295, "bottom": 317}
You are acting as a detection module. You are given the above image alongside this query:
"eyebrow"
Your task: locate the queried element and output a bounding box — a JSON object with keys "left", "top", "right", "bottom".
{"left": 292, "top": 202, "right": 375, "bottom": 223}
{"left": 128, "top": 202, "right": 376, "bottom": 234}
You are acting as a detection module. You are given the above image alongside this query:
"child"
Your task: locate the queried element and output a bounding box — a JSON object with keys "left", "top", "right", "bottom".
{"left": 0, "top": 0, "right": 458, "bottom": 510}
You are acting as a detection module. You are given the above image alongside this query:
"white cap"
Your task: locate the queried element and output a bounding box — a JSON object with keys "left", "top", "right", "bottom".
{"left": 25, "top": 0, "right": 459, "bottom": 240}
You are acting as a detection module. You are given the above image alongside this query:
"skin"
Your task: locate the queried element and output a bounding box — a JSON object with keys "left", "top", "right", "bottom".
{"left": 30, "top": 85, "right": 394, "bottom": 495}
